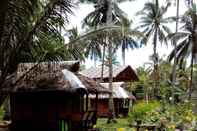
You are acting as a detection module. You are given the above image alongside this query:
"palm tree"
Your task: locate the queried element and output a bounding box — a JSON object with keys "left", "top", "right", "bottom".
{"left": 106, "top": 0, "right": 115, "bottom": 122}
{"left": 81, "top": 0, "right": 121, "bottom": 121}
{"left": 116, "top": 18, "right": 141, "bottom": 65}
{"left": 81, "top": 0, "right": 135, "bottom": 121}
{"left": 170, "top": 0, "right": 180, "bottom": 104}
{"left": 0, "top": 0, "right": 74, "bottom": 106}
{"left": 168, "top": 3, "right": 197, "bottom": 98}
{"left": 66, "top": 27, "right": 85, "bottom": 61}
{"left": 82, "top": 0, "right": 128, "bottom": 80}
{"left": 137, "top": 0, "right": 171, "bottom": 90}
{"left": 82, "top": 0, "right": 128, "bottom": 28}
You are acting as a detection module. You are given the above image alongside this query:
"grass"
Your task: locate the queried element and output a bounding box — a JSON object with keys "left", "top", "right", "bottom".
{"left": 96, "top": 118, "right": 136, "bottom": 131}
{"left": 96, "top": 118, "right": 130, "bottom": 128}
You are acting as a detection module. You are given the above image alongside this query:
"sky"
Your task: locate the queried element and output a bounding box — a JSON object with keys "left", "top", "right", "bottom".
{"left": 66, "top": 0, "right": 189, "bottom": 69}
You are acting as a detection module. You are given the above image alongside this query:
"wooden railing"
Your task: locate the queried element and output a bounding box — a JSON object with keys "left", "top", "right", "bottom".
{"left": 81, "top": 111, "right": 97, "bottom": 130}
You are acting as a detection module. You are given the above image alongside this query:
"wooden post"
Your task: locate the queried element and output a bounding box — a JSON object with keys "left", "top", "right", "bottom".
{"left": 86, "top": 94, "right": 89, "bottom": 111}
{"left": 96, "top": 93, "right": 98, "bottom": 114}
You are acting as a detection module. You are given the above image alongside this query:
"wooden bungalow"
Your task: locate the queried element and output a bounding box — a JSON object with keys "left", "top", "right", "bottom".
{"left": 3, "top": 61, "right": 110, "bottom": 131}
{"left": 80, "top": 65, "right": 138, "bottom": 117}
{"left": 90, "top": 82, "right": 135, "bottom": 117}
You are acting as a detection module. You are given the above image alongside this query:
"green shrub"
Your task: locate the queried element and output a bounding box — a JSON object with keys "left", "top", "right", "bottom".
{"left": 129, "top": 100, "right": 197, "bottom": 130}
{"left": 128, "top": 101, "right": 160, "bottom": 124}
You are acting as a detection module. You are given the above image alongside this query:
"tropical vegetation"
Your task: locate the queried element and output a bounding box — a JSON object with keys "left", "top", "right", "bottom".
{"left": 0, "top": 0, "right": 197, "bottom": 130}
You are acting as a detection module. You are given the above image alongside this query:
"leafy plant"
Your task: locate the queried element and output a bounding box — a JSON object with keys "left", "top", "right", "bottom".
{"left": 128, "top": 101, "right": 160, "bottom": 124}
{"left": 144, "top": 101, "right": 196, "bottom": 130}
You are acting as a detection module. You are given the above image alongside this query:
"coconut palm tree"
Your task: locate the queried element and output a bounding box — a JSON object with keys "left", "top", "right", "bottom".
{"left": 0, "top": 0, "right": 75, "bottom": 106}
{"left": 82, "top": 0, "right": 128, "bottom": 78}
{"left": 116, "top": 18, "right": 141, "bottom": 65}
{"left": 82, "top": 0, "right": 128, "bottom": 28}
{"left": 80, "top": 0, "right": 138, "bottom": 121}
{"left": 168, "top": 3, "right": 197, "bottom": 98}
{"left": 66, "top": 27, "right": 86, "bottom": 61}
{"left": 167, "top": 0, "right": 180, "bottom": 104}
{"left": 0, "top": 0, "right": 74, "bottom": 83}
{"left": 137, "top": 0, "right": 171, "bottom": 90}
{"left": 81, "top": 0, "right": 123, "bottom": 121}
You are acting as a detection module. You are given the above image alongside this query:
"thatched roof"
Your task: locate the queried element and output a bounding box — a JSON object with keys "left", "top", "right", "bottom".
{"left": 17, "top": 61, "right": 80, "bottom": 79}
{"left": 4, "top": 61, "right": 110, "bottom": 94}
{"left": 15, "top": 71, "right": 73, "bottom": 92}
{"left": 80, "top": 65, "right": 139, "bottom": 82}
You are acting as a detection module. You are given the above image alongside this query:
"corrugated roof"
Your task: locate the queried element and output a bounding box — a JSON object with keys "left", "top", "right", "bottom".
{"left": 100, "top": 82, "right": 128, "bottom": 99}
{"left": 89, "top": 82, "right": 134, "bottom": 99}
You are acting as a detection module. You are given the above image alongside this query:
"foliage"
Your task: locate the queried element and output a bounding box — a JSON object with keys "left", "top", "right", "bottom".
{"left": 131, "top": 57, "right": 192, "bottom": 102}
{"left": 130, "top": 65, "right": 153, "bottom": 100}
{"left": 128, "top": 101, "right": 161, "bottom": 123}
{"left": 137, "top": 0, "right": 171, "bottom": 90}
{"left": 66, "top": 27, "right": 85, "bottom": 61}
{"left": 137, "top": 0, "right": 172, "bottom": 48}
{"left": 0, "top": 0, "right": 75, "bottom": 88}
{"left": 82, "top": 0, "right": 127, "bottom": 28}
{"left": 157, "top": 102, "right": 196, "bottom": 130}
{"left": 81, "top": 0, "right": 143, "bottom": 66}
{"left": 129, "top": 100, "right": 197, "bottom": 130}
{"left": 168, "top": 3, "right": 197, "bottom": 67}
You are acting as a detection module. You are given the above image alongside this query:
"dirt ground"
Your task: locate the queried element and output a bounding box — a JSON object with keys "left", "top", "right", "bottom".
{"left": 0, "top": 128, "right": 9, "bottom": 131}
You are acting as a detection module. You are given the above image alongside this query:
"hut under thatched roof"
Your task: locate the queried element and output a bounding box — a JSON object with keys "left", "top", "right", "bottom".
{"left": 80, "top": 65, "right": 139, "bottom": 82}
{"left": 8, "top": 61, "right": 110, "bottom": 131}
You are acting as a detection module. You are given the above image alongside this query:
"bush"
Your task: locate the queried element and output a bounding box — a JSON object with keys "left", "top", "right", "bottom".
{"left": 128, "top": 101, "right": 160, "bottom": 124}
{"left": 129, "top": 100, "right": 197, "bottom": 130}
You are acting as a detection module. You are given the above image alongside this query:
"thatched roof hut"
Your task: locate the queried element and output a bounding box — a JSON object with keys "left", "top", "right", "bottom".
{"left": 80, "top": 65, "right": 139, "bottom": 82}
{"left": 9, "top": 61, "right": 110, "bottom": 131}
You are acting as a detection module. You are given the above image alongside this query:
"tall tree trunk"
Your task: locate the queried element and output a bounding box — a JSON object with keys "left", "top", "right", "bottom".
{"left": 188, "top": 10, "right": 197, "bottom": 99}
{"left": 107, "top": 0, "right": 116, "bottom": 123}
{"left": 153, "top": 27, "right": 158, "bottom": 95}
{"left": 171, "top": 0, "right": 179, "bottom": 104}
{"left": 188, "top": 54, "right": 194, "bottom": 99}
{"left": 94, "top": 58, "right": 97, "bottom": 67}
{"left": 101, "top": 43, "right": 106, "bottom": 81}
{"left": 122, "top": 39, "right": 126, "bottom": 65}
{"left": 152, "top": 0, "right": 159, "bottom": 97}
